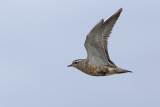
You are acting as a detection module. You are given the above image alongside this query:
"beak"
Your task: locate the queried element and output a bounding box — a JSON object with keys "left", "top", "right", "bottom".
{"left": 67, "top": 64, "right": 72, "bottom": 67}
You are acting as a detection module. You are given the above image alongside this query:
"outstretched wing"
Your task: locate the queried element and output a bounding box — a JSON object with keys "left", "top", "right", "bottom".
{"left": 84, "top": 8, "right": 122, "bottom": 66}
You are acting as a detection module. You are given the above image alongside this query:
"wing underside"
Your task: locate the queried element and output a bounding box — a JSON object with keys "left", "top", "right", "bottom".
{"left": 85, "top": 8, "right": 122, "bottom": 67}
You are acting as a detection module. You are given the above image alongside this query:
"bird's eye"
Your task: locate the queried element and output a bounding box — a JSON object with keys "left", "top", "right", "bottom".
{"left": 74, "top": 62, "right": 78, "bottom": 64}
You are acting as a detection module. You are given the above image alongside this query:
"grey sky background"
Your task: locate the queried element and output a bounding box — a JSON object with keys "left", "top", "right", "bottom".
{"left": 0, "top": 0, "right": 160, "bottom": 107}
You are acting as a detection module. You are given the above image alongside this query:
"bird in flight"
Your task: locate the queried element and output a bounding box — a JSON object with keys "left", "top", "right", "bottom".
{"left": 68, "top": 8, "right": 132, "bottom": 76}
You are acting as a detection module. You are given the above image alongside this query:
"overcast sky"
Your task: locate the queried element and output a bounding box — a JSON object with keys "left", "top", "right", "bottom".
{"left": 0, "top": 0, "right": 160, "bottom": 107}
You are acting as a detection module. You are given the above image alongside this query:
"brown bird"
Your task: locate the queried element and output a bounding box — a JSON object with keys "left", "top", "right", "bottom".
{"left": 68, "top": 8, "right": 132, "bottom": 76}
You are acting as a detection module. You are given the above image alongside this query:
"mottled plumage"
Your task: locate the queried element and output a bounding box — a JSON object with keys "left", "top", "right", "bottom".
{"left": 68, "top": 8, "right": 132, "bottom": 76}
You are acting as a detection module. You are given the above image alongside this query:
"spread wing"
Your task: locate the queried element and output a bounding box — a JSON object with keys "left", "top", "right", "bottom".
{"left": 84, "top": 8, "right": 122, "bottom": 66}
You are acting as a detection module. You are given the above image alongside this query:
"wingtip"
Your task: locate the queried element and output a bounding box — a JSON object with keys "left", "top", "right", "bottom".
{"left": 101, "top": 19, "right": 104, "bottom": 22}
{"left": 124, "top": 69, "right": 133, "bottom": 73}
{"left": 118, "top": 8, "right": 123, "bottom": 13}
{"left": 119, "top": 8, "right": 123, "bottom": 11}
{"left": 128, "top": 71, "right": 133, "bottom": 73}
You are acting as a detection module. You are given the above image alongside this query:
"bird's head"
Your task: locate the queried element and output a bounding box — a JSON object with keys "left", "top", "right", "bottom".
{"left": 68, "top": 59, "right": 83, "bottom": 68}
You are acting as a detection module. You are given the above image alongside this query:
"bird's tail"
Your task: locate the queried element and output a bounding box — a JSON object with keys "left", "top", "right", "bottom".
{"left": 116, "top": 68, "right": 132, "bottom": 74}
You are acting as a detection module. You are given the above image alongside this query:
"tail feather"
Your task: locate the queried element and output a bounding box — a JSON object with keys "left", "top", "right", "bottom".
{"left": 116, "top": 68, "right": 132, "bottom": 74}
